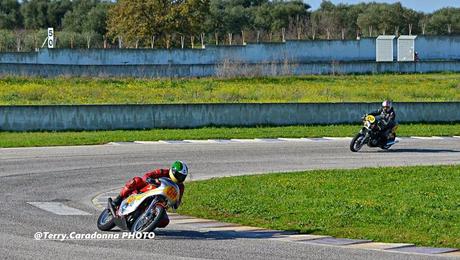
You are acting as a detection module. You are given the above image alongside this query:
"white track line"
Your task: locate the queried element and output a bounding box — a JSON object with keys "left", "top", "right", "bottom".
{"left": 158, "top": 140, "right": 191, "bottom": 144}
{"left": 208, "top": 139, "right": 237, "bottom": 143}
{"left": 254, "top": 138, "right": 285, "bottom": 142}
{"left": 231, "top": 139, "right": 263, "bottom": 143}
{"left": 277, "top": 138, "right": 306, "bottom": 142}
{"left": 109, "top": 136, "right": 460, "bottom": 146}
{"left": 28, "top": 202, "right": 91, "bottom": 216}
{"left": 301, "top": 138, "right": 329, "bottom": 141}
{"left": 134, "top": 141, "right": 161, "bottom": 144}
{"left": 183, "top": 140, "right": 214, "bottom": 143}
{"left": 410, "top": 136, "right": 445, "bottom": 140}
{"left": 323, "top": 137, "right": 353, "bottom": 141}
{"left": 347, "top": 242, "right": 415, "bottom": 250}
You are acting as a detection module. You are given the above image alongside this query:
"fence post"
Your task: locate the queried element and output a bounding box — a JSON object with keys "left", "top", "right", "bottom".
{"left": 118, "top": 36, "right": 122, "bottom": 48}
{"left": 200, "top": 33, "right": 205, "bottom": 48}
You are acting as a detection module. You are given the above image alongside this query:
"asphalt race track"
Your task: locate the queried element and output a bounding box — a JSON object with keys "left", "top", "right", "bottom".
{"left": 1, "top": 137, "right": 460, "bottom": 259}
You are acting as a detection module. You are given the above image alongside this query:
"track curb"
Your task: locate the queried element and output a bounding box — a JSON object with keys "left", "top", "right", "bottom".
{"left": 91, "top": 188, "right": 460, "bottom": 257}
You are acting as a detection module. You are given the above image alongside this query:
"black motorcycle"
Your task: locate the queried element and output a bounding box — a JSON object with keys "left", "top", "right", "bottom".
{"left": 350, "top": 114, "right": 397, "bottom": 152}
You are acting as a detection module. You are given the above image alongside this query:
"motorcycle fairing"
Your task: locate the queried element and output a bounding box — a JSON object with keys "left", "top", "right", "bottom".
{"left": 118, "top": 178, "right": 180, "bottom": 216}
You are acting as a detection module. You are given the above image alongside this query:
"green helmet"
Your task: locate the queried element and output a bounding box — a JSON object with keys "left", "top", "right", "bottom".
{"left": 169, "top": 161, "right": 188, "bottom": 183}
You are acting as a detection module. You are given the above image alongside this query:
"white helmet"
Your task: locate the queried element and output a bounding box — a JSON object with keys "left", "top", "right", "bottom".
{"left": 382, "top": 100, "right": 392, "bottom": 112}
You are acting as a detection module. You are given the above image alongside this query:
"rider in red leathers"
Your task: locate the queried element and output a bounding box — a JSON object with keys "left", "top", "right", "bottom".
{"left": 111, "top": 161, "right": 188, "bottom": 228}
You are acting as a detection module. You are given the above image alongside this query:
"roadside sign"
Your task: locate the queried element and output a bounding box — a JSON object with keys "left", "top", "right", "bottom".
{"left": 48, "top": 28, "right": 54, "bottom": 48}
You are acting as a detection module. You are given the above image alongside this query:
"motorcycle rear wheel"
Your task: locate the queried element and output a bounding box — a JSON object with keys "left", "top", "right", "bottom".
{"left": 350, "top": 133, "right": 365, "bottom": 152}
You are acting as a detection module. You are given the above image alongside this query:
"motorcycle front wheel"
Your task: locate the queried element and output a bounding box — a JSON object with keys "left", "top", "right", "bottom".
{"left": 97, "top": 208, "right": 116, "bottom": 231}
{"left": 350, "top": 133, "right": 365, "bottom": 152}
{"left": 131, "top": 203, "right": 166, "bottom": 233}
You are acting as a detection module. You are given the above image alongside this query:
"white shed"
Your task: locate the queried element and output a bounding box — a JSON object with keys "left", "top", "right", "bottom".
{"left": 398, "top": 35, "right": 417, "bottom": 62}
{"left": 376, "top": 35, "right": 395, "bottom": 62}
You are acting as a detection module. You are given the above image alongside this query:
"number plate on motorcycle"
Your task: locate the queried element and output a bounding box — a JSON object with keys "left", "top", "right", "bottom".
{"left": 165, "top": 187, "right": 178, "bottom": 200}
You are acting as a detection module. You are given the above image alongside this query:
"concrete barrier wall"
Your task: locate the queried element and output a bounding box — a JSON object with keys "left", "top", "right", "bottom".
{"left": 1, "top": 103, "right": 459, "bottom": 131}
{"left": 0, "top": 39, "right": 377, "bottom": 65}
{"left": 1, "top": 60, "right": 459, "bottom": 78}
{"left": 416, "top": 36, "right": 460, "bottom": 60}
{"left": 0, "top": 36, "right": 458, "bottom": 77}
{"left": 1, "top": 36, "right": 459, "bottom": 66}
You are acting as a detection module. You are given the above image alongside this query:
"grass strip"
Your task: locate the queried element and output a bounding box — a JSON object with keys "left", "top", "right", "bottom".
{"left": 0, "top": 73, "right": 459, "bottom": 104}
{"left": 178, "top": 165, "right": 460, "bottom": 248}
{"left": 0, "top": 123, "right": 459, "bottom": 148}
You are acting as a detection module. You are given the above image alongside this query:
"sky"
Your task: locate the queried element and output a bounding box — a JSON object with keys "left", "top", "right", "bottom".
{"left": 307, "top": 0, "right": 460, "bottom": 13}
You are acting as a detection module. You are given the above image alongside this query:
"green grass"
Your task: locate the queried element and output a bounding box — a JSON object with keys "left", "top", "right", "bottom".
{"left": 178, "top": 165, "right": 460, "bottom": 248}
{"left": 1, "top": 123, "right": 459, "bottom": 148}
{"left": 0, "top": 73, "right": 459, "bottom": 104}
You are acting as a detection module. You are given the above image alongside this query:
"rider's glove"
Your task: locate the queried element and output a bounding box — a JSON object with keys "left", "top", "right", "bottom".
{"left": 145, "top": 177, "right": 158, "bottom": 185}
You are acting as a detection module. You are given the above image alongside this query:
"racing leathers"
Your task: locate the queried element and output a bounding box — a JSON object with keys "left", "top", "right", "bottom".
{"left": 113, "top": 169, "right": 185, "bottom": 228}
{"left": 369, "top": 107, "right": 397, "bottom": 142}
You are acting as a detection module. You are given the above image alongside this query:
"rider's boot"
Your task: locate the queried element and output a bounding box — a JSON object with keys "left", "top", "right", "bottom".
{"left": 157, "top": 213, "right": 170, "bottom": 228}
{"left": 111, "top": 195, "right": 123, "bottom": 207}
{"left": 386, "top": 132, "right": 397, "bottom": 146}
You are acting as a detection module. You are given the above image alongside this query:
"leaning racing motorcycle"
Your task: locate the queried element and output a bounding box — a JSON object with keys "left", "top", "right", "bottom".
{"left": 350, "top": 114, "right": 397, "bottom": 152}
{"left": 97, "top": 177, "right": 180, "bottom": 233}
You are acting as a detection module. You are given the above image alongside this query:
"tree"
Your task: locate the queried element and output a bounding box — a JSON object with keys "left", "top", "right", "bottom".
{"left": 20, "top": 0, "right": 49, "bottom": 29}
{"left": 313, "top": 1, "right": 340, "bottom": 39}
{"left": 108, "top": 0, "right": 208, "bottom": 48}
{"left": 270, "top": 0, "right": 309, "bottom": 32}
{"left": 0, "top": 0, "right": 22, "bottom": 29}
{"left": 20, "top": 0, "right": 75, "bottom": 30}
{"left": 427, "top": 8, "right": 460, "bottom": 35}
{"left": 47, "top": 0, "right": 73, "bottom": 29}
{"left": 62, "top": 0, "right": 109, "bottom": 34}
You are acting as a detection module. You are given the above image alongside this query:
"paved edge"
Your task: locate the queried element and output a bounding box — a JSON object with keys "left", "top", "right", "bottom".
{"left": 106, "top": 136, "right": 460, "bottom": 145}
{"left": 91, "top": 189, "right": 460, "bottom": 257}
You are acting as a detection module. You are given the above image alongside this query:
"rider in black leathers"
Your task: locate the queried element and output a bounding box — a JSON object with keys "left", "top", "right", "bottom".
{"left": 368, "top": 100, "right": 397, "bottom": 145}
